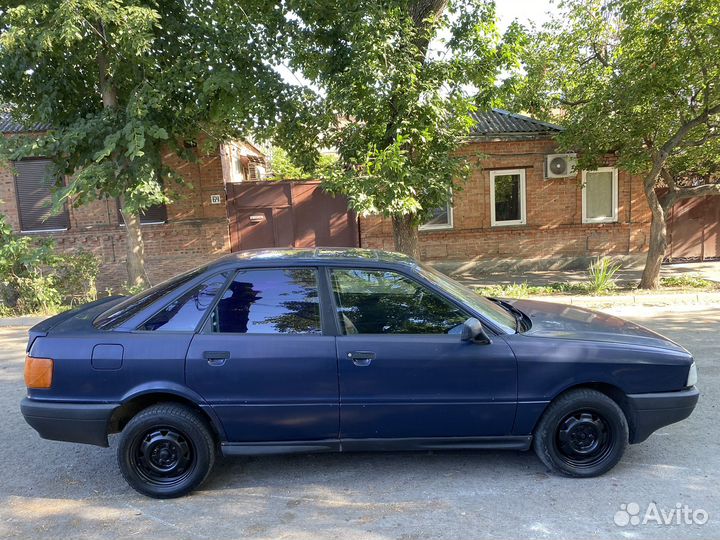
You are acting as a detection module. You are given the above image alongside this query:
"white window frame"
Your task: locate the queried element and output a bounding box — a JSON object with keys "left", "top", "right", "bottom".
{"left": 582, "top": 167, "right": 619, "bottom": 224}
{"left": 419, "top": 200, "right": 454, "bottom": 231}
{"left": 490, "top": 169, "right": 526, "bottom": 226}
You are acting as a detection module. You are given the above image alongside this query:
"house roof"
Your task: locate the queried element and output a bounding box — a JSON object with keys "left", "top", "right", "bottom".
{"left": 0, "top": 113, "right": 51, "bottom": 133}
{"left": 470, "top": 109, "right": 563, "bottom": 137}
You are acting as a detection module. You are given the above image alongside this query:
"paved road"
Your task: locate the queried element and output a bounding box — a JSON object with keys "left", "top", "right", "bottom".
{"left": 0, "top": 304, "right": 717, "bottom": 539}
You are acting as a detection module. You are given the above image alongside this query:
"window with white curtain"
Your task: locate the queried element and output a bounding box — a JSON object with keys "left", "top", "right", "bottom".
{"left": 582, "top": 168, "right": 618, "bottom": 223}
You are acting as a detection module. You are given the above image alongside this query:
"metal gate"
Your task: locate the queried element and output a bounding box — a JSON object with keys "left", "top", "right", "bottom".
{"left": 226, "top": 181, "right": 359, "bottom": 252}
{"left": 667, "top": 196, "right": 720, "bottom": 261}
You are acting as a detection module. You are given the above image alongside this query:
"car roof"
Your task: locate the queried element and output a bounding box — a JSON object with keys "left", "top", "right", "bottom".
{"left": 208, "top": 248, "right": 416, "bottom": 269}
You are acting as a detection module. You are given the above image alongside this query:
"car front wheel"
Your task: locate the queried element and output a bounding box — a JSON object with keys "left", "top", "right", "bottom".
{"left": 533, "top": 388, "right": 628, "bottom": 477}
{"left": 118, "top": 403, "right": 216, "bottom": 498}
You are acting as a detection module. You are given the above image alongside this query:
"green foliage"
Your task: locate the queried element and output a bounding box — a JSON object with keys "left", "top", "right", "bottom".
{"left": 478, "top": 270, "right": 716, "bottom": 298}
{"left": 268, "top": 147, "right": 339, "bottom": 181}
{"left": 0, "top": 213, "right": 59, "bottom": 312}
{"left": 480, "top": 281, "right": 589, "bottom": 298}
{"left": 586, "top": 257, "right": 621, "bottom": 294}
{"left": 0, "top": 213, "right": 100, "bottom": 313}
{"left": 281, "top": 0, "right": 521, "bottom": 224}
{"left": 121, "top": 281, "right": 148, "bottom": 296}
{"left": 53, "top": 251, "right": 101, "bottom": 305}
{"left": 481, "top": 282, "right": 554, "bottom": 298}
{"left": 504, "top": 0, "right": 720, "bottom": 179}
{"left": 660, "top": 274, "right": 713, "bottom": 289}
{"left": 0, "top": 0, "right": 307, "bottom": 215}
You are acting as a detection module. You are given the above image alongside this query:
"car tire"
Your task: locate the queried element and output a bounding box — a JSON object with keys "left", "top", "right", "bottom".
{"left": 117, "top": 403, "right": 216, "bottom": 498}
{"left": 533, "top": 388, "right": 628, "bottom": 478}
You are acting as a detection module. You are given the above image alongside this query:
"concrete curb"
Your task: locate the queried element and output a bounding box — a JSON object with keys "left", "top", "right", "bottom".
{"left": 0, "top": 315, "right": 46, "bottom": 328}
{"left": 524, "top": 291, "right": 720, "bottom": 308}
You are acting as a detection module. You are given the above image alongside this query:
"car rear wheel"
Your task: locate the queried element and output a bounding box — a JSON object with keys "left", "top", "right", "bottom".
{"left": 533, "top": 388, "right": 628, "bottom": 477}
{"left": 118, "top": 403, "right": 215, "bottom": 498}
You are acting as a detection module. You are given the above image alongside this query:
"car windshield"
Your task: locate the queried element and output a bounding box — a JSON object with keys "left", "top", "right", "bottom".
{"left": 415, "top": 264, "right": 517, "bottom": 334}
{"left": 93, "top": 266, "right": 209, "bottom": 330}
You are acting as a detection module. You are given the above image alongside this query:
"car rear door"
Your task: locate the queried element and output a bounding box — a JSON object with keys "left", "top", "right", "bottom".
{"left": 185, "top": 267, "right": 339, "bottom": 443}
{"left": 329, "top": 267, "right": 517, "bottom": 442}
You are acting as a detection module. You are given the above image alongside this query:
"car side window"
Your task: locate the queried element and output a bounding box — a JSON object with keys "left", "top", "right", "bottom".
{"left": 137, "top": 272, "right": 230, "bottom": 332}
{"left": 331, "top": 268, "right": 469, "bottom": 335}
{"left": 209, "top": 268, "right": 322, "bottom": 334}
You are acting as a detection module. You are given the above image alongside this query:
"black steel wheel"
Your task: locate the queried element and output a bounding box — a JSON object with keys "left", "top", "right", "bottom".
{"left": 556, "top": 410, "right": 614, "bottom": 469}
{"left": 118, "top": 404, "right": 215, "bottom": 498}
{"left": 533, "top": 389, "right": 628, "bottom": 477}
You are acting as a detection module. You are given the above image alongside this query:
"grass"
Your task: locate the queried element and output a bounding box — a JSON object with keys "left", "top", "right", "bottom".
{"left": 477, "top": 274, "right": 717, "bottom": 299}
{"left": 659, "top": 275, "right": 714, "bottom": 289}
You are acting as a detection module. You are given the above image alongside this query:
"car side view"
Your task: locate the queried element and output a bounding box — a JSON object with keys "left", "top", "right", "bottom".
{"left": 21, "top": 248, "right": 699, "bottom": 498}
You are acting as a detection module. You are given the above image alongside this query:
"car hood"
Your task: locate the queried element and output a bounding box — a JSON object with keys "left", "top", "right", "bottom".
{"left": 507, "top": 298, "right": 688, "bottom": 353}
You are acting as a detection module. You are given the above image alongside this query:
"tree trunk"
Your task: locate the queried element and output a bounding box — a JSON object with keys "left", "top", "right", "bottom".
{"left": 638, "top": 179, "right": 669, "bottom": 289}
{"left": 120, "top": 198, "right": 150, "bottom": 289}
{"left": 392, "top": 214, "right": 420, "bottom": 258}
{"left": 96, "top": 22, "right": 148, "bottom": 288}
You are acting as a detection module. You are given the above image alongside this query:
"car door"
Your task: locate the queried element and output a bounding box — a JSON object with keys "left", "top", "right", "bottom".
{"left": 330, "top": 267, "right": 517, "bottom": 441}
{"left": 185, "top": 267, "right": 339, "bottom": 443}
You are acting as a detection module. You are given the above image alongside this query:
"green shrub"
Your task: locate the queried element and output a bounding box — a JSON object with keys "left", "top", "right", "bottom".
{"left": 121, "top": 281, "right": 148, "bottom": 296}
{"left": 0, "top": 214, "right": 60, "bottom": 313}
{"left": 14, "top": 274, "right": 62, "bottom": 313}
{"left": 586, "top": 257, "right": 621, "bottom": 294}
{"left": 0, "top": 213, "right": 101, "bottom": 314}
{"left": 53, "top": 251, "right": 101, "bottom": 305}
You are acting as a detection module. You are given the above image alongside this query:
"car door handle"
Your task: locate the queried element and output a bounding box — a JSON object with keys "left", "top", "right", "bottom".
{"left": 203, "top": 351, "right": 230, "bottom": 366}
{"left": 347, "top": 351, "right": 375, "bottom": 367}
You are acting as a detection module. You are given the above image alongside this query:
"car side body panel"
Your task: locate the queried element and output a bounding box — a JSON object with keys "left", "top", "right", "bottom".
{"left": 336, "top": 334, "right": 517, "bottom": 438}
{"left": 20, "top": 248, "right": 698, "bottom": 455}
{"left": 186, "top": 333, "right": 340, "bottom": 442}
{"left": 505, "top": 334, "right": 693, "bottom": 436}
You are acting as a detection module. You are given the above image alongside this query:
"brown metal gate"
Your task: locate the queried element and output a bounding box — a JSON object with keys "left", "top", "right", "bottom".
{"left": 226, "top": 181, "right": 359, "bottom": 252}
{"left": 667, "top": 196, "right": 720, "bottom": 261}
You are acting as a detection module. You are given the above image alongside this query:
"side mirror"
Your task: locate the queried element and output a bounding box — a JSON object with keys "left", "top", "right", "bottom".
{"left": 460, "top": 317, "right": 491, "bottom": 344}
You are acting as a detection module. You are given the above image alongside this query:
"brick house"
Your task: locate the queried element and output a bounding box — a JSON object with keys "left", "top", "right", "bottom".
{"left": 0, "top": 113, "right": 265, "bottom": 291}
{"left": 2, "top": 109, "right": 659, "bottom": 290}
{"left": 362, "top": 110, "right": 653, "bottom": 271}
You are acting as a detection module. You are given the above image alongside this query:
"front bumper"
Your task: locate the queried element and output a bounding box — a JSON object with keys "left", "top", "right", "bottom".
{"left": 21, "top": 398, "right": 118, "bottom": 447}
{"left": 627, "top": 386, "right": 699, "bottom": 444}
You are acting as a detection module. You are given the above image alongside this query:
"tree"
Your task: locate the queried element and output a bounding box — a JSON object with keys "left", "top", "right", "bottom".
{"left": 267, "top": 147, "right": 338, "bottom": 180}
{"left": 281, "top": 0, "right": 521, "bottom": 257}
{"left": 0, "top": 0, "right": 307, "bottom": 287}
{"left": 502, "top": 0, "right": 720, "bottom": 288}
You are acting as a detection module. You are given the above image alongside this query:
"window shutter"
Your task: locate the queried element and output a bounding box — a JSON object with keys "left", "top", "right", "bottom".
{"left": 13, "top": 160, "right": 69, "bottom": 232}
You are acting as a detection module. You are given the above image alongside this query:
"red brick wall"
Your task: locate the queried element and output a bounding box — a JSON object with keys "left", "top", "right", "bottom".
{"left": 0, "top": 148, "right": 231, "bottom": 291}
{"left": 360, "top": 137, "right": 653, "bottom": 263}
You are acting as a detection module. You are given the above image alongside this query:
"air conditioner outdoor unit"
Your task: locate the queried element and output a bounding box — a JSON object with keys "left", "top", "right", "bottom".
{"left": 545, "top": 153, "right": 578, "bottom": 179}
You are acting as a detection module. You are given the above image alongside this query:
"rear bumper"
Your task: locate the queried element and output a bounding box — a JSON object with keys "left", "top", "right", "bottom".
{"left": 627, "top": 386, "right": 699, "bottom": 444}
{"left": 20, "top": 398, "right": 118, "bottom": 447}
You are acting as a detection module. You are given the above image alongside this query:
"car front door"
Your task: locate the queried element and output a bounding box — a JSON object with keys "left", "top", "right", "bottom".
{"left": 330, "top": 267, "right": 517, "bottom": 442}
{"left": 185, "top": 267, "right": 339, "bottom": 443}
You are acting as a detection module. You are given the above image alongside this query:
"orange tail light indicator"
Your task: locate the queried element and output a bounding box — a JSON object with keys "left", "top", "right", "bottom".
{"left": 24, "top": 355, "right": 54, "bottom": 389}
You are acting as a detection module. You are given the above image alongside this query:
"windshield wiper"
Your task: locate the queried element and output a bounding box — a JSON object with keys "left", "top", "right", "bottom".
{"left": 487, "top": 297, "right": 527, "bottom": 332}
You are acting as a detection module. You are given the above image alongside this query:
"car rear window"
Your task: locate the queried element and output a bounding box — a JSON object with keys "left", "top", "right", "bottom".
{"left": 93, "top": 266, "right": 209, "bottom": 330}
{"left": 136, "top": 272, "right": 230, "bottom": 332}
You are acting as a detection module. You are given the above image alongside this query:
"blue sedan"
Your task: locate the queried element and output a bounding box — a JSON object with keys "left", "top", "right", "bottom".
{"left": 21, "top": 248, "right": 698, "bottom": 498}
